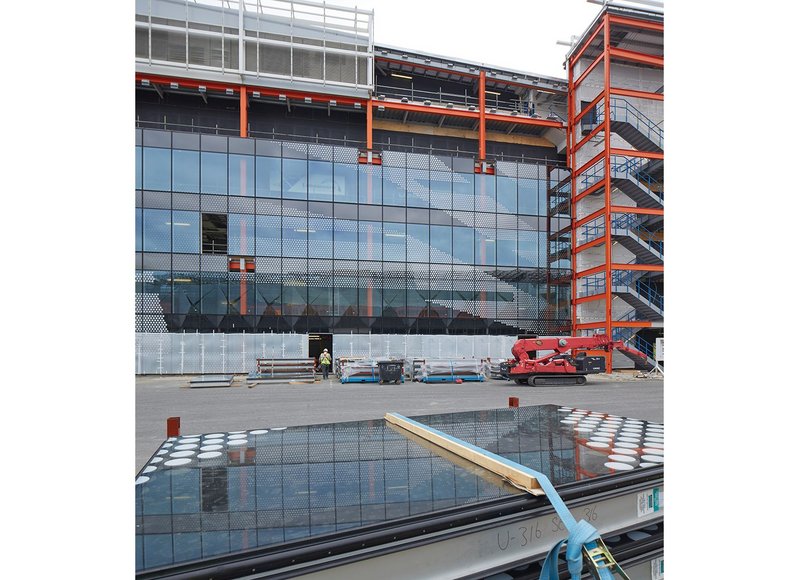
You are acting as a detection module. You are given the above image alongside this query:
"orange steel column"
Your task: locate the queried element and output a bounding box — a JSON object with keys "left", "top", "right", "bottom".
{"left": 568, "top": 58, "right": 577, "bottom": 337}
{"left": 367, "top": 98, "right": 373, "bottom": 150}
{"left": 479, "top": 70, "right": 486, "bottom": 160}
{"left": 602, "top": 13, "right": 613, "bottom": 373}
{"left": 240, "top": 87, "right": 248, "bottom": 138}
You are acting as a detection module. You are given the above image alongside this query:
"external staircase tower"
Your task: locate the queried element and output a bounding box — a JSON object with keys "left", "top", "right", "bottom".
{"left": 566, "top": 4, "right": 664, "bottom": 371}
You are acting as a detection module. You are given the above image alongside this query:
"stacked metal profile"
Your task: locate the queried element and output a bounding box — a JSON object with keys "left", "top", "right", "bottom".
{"left": 488, "top": 359, "right": 510, "bottom": 380}
{"left": 334, "top": 357, "right": 366, "bottom": 378}
{"left": 246, "top": 358, "right": 316, "bottom": 384}
{"left": 339, "top": 359, "right": 379, "bottom": 383}
{"left": 419, "top": 359, "right": 486, "bottom": 382}
{"left": 404, "top": 358, "right": 425, "bottom": 381}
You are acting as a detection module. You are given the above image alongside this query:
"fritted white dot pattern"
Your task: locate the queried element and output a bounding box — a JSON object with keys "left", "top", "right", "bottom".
{"left": 558, "top": 407, "right": 664, "bottom": 472}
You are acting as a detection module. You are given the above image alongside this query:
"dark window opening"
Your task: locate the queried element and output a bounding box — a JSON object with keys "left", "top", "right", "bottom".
{"left": 202, "top": 213, "right": 228, "bottom": 254}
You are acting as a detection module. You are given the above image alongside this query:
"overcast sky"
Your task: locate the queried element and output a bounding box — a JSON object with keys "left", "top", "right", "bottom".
{"left": 356, "top": 0, "right": 603, "bottom": 79}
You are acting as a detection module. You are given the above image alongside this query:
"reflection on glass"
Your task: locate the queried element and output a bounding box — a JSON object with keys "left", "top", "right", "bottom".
{"left": 135, "top": 208, "right": 142, "bottom": 252}
{"left": 171, "top": 210, "right": 199, "bottom": 253}
{"left": 173, "top": 150, "right": 199, "bottom": 193}
{"left": 282, "top": 216, "right": 307, "bottom": 258}
{"left": 406, "top": 223, "right": 429, "bottom": 263}
{"left": 518, "top": 230, "right": 539, "bottom": 268}
{"left": 383, "top": 222, "right": 405, "bottom": 262}
{"left": 201, "top": 152, "right": 227, "bottom": 194}
{"left": 142, "top": 208, "right": 171, "bottom": 252}
{"left": 255, "top": 156, "right": 281, "bottom": 198}
{"left": 282, "top": 159, "right": 307, "bottom": 200}
{"left": 496, "top": 228, "right": 517, "bottom": 267}
{"left": 475, "top": 174, "right": 496, "bottom": 213}
{"left": 497, "top": 176, "right": 517, "bottom": 214}
{"left": 135, "top": 146, "right": 142, "bottom": 190}
{"left": 308, "top": 161, "right": 333, "bottom": 201}
{"left": 430, "top": 225, "right": 452, "bottom": 263}
{"left": 308, "top": 217, "right": 333, "bottom": 259}
{"left": 406, "top": 169, "right": 429, "bottom": 208}
{"left": 518, "top": 178, "right": 539, "bottom": 216}
{"left": 358, "top": 221, "right": 382, "bottom": 261}
{"left": 452, "top": 172, "right": 474, "bottom": 211}
{"left": 229, "top": 154, "right": 254, "bottom": 197}
{"left": 334, "top": 163, "right": 357, "bottom": 203}
{"left": 358, "top": 165, "right": 382, "bottom": 205}
{"left": 143, "top": 147, "right": 171, "bottom": 191}
{"left": 430, "top": 171, "right": 452, "bottom": 210}
{"left": 255, "top": 215, "right": 281, "bottom": 256}
{"left": 453, "top": 227, "right": 474, "bottom": 264}
{"left": 383, "top": 167, "right": 405, "bottom": 206}
{"left": 228, "top": 213, "right": 255, "bottom": 255}
{"left": 136, "top": 405, "right": 648, "bottom": 573}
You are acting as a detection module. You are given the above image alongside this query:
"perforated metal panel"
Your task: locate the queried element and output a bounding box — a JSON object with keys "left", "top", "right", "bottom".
{"left": 474, "top": 213, "right": 495, "bottom": 228}
{"left": 255, "top": 198, "right": 283, "bottom": 216}
{"left": 142, "top": 191, "right": 171, "bottom": 209}
{"left": 308, "top": 143, "right": 334, "bottom": 162}
{"left": 429, "top": 154, "right": 452, "bottom": 171}
{"left": 406, "top": 172, "right": 430, "bottom": 208}
{"left": 333, "top": 146, "right": 358, "bottom": 164}
{"left": 451, "top": 211, "right": 474, "bottom": 227}
{"left": 136, "top": 313, "right": 169, "bottom": 333}
{"left": 474, "top": 269, "right": 497, "bottom": 319}
{"left": 201, "top": 254, "right": 227, "bottom": 272}
{"left": 173, "top": 192, "right": 201, "bottom": 211}
{"left": 495, "top": 161, "right": 518, "bottom": 178}
{"left": 517, "top": 163, "right": 542, "bottom": 179}
{"left": 142, "top": 253, "right": 171, "bottom": 271}
{"left": 201, "top": 195, "right": 227, "bottom": 213}
{"left": 307, "top": 260, "right": 333, "bottom": 317}
{"left": 172, "top": 254, "right": 200, "bottom": 271}
{"left": 229, "top": 196, "right": 255, "bottom": 214}
{"left": 406, "top": 153, "right": 429, "bottom": 170}
{"left": 382, "top": 151, "right": 406, "bottom": 168}
{"left": 496, "top": 214, "right": 516, "bottom": 229}
{"left": 283, "top": 142, "right": 308, "bottom": 159}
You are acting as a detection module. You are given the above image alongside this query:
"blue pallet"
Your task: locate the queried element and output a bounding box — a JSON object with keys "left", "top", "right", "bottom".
{"left": 340, "top": 377, "right": 379, "bottom": 383}
{"left": 422, "top": 375, "right": 485, "bottom": 383}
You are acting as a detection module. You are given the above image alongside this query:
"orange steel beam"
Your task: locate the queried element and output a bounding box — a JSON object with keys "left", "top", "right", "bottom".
{"left": 603, "top": 12, "right": 613, "bottom": 373}
{"left": 576, "top": 264, "right": 606, "bottom": 279}
{"left": 573, "top": 123, "right": 604, "bottom": 154}
{"left": 570, "top": 18, "right": 605, "bottom": 65}
{"left": 479, "top": 70, "right": 486, "bottom": 160}
{"left": 136, "top": 73, "right": 368, "bottom": 106}
{"left": 240, "top": 88, "right": 247, "bottom": 138}
{"left": 608, "top": 47, "right": 664, "bottom": 68}
{"left": 575, "top": 293, "right": 605, "bottom": 305}
{"left": 573, "top": 237, "right": 605, "bottom": 255}
{"left": 373, "top": 99, "right": 478, "bottom": 119}
{"left": 574, "top": 53, "right": 605, "bottom": 91}
{"left": 573, "top": 150, "right": 605, "bottom": 178}
{"left": 610, "top": 206, "right": 664, "bottom": 216}
{"left": 608, "top": 14, "right": 664, "bottom": 32}
{"left": 611, "top": 263, "right": 664, "bottom": 272}
{"left": 612, "top": 320, "right": 653, "bottom": 328}
{"left": 575, "top": 92, "right": 604, "bottom": 124}
{"left": 485, "top": 113, "right": 563, "bottom": 129}
{"left": 610, "top": 87, "right": 663, "bottom": 101}
{"left": 574, "top": 181, "right": 605, "bottom": 204}
{"left": 610, "top": 148, "right": 663, "bottom": 160}
{"left": 575, "top": 321, "right": 607, "bottom": 330}
{"left": 575, "top": 208, "right": 605, "bottom": 229}
{"left": 366, "top": 97, "right": 373, "bottom": 149}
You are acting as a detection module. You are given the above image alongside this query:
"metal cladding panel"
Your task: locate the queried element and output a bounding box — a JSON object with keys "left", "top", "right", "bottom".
{"left": 200, "top": 254, "right": 227, "bottom": 272}
{"left": 143, "top": 129, "right": 171, "bottom": 148}
{"left": 407, "top": 152, "right": 429, "bottom": 170}
{"left": 496, "top": 213, "right": 517, "bottom": 229}
{"left": 430, "top": 154, "right": 453, "bottom": 171}
{"left": 142, "top": 191, "right": 172, "bottom": 209}
{"left": 135, "top": 128, "right": 142, "bottom": 146}
{"left": 135, "top": 190, "right": 143, "bottom": 207}
{"left": 308, "top": 143, "right": 334, "bottom": 162}
{"left": 229, "top": 137, "right": 254, "bottom": 155}
{"left": 229, "top": 196, "right": 255, "bottom": 214}
{"left": 201, "top": 194, "right": 228, "bottom": 213}
{"left": 142, "top": 252, "right": 171, "bottom": 271}
{"left": 495, "top": 161, "right": 517, "bottom": 178}
{"left": 283, "top": 141, "right": 308, "bottom": 159}
{"left": 382, "top": 150, "right": 407, "bottom": 168}
{"left": 406, "top": 208, "right": 429, "bottom": 224}
{"left": 172, "top": 192, "right": 201, "bottom": 211}
{"left": 474, "top": 212, "right": 495, "bottom": 228}
{"left": 255, "top": 139, "right": 282, "bottom": 157}
{"left": 255, "top": 198, "right": 282, "bottom": 216}
{"left": 517, "top": 163, "right": 542, "bottom": 179}
{"left": 282, "top": 200, "right": 308, "bottom": 217}
{"left": 359, "top": 204, "right": 381, "bottom": 221}
{"left": 429, "top": 209, "right": 452, "bottom": 225}
{"left": 172, "top": 132, "right": 200, "bottom": 151}
{"left": 451, "top": 156, "right": 475, "bottom": 173}
{"left": 135, "top": 253, "right": 143, "bottom": 269}
{"left": 451, "top": 211, "right": 474, "bottom": 227}
{"left": 200, "top": 134, "right": 228, "bottom": 153}
{"left": 333, "top": 146, "right": 359, "bottom": 164}
{"left": 172, "top": 253, "right": 200, "bottom": 271}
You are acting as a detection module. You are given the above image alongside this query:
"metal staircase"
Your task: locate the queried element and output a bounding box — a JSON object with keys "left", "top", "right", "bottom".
{"left": 611, "top": 270, "right": 663, "bottom": 319}
{"left": 596, "top": 98, "right": 664, "bottom": 152}
{"left": 610, "top": 157, "right": 663, "bottom": 209}
{"left": 610, "top": 214, "right": 663, "bottom": 265}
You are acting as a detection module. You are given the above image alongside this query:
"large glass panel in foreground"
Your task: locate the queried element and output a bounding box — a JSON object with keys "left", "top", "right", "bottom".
{"left": 135, "top": 405, "right": 664, "bottom": 571}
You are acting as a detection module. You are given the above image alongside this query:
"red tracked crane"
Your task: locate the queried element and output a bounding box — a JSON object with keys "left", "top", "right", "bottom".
{"left": 505, "top": 334, "right": 648, "bottom": 386}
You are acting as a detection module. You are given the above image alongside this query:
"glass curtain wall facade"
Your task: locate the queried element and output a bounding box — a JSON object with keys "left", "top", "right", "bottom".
{"left": 136, "top": 129, "right": 571, "bottom": 335}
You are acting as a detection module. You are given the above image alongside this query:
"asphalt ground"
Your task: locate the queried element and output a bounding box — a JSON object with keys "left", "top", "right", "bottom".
{"left": 135, "top": 372, "right": 663, "bottom": 474}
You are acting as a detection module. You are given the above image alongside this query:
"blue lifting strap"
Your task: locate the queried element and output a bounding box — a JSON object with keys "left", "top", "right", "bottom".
{"left": 384, "top": 413, "right": 623, "bottom": 580}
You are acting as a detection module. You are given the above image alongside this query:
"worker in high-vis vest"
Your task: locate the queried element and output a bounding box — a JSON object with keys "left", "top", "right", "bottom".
{"left": 319, "top": 349, "right": 332, "bottom": 379}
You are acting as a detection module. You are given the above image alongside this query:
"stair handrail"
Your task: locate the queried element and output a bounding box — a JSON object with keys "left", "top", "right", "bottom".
{"left": 611, "top": 270, "right": 663, "bottom": 311}
{"left": 608, "top": 97, "right": 664, "bottom": 148}
{"left": 610, "top": 156, "right": 664, "bottom": 198}
{"left": 610, "top": 215, "right": 664, "bottom": 255}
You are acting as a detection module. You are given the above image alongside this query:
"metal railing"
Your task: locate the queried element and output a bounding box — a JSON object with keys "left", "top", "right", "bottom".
{"left": 611, "top": 270, "right": 663, "bottom": 311}
{"left": 610, "top": 214, "right": 663, "bottom": 254}
{"left": 610, "top": 156, "right": 664, "bottom": 199}
{"left": 612, "top": 327, "right": 655, "bottom": 359}
{"left": 595, "top": 98, "right": 664, "bottom": 149}
{"left": 374, "top": 84, "right": 541, "bottom": 117}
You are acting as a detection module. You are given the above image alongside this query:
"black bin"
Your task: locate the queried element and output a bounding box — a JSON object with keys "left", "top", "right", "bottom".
{"left": 575, "top": 356, "right": 606, "bottom": 373}
{"left": 378, "top": 361, "right": 403, "bottom": 384}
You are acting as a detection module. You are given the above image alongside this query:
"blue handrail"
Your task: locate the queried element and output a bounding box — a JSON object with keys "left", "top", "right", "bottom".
{"left": 610, "top": 215, "right": 663, "bottom": 255}
{"left": 610, "top": 156, "right": 664, "bottom": 199}
{"left": 611, "top": 271, "right": 663, "bottom": 311}
{"left": 595, "top": 98, "right": 664, "bottom": 149}
{"left": 612, "top": 327, "right": 655, "bottom": 359}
